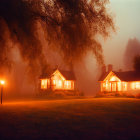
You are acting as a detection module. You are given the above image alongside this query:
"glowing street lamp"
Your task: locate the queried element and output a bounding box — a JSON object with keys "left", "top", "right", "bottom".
{"left": 0, "top": 80, "right": 5, "bottom": 104}
{"left": 1, "top": 80, "right": 5, "bottom": 85}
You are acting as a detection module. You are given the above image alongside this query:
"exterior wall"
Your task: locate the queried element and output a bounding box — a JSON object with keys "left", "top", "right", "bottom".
{"left": 41, "top": 79, "right": 75, "bottom": 91}
{"left": 101, "top": 81, "right": 127, "bottom": 93}
{"left": 52, "top": 80, "right": 74, "bottom": 90}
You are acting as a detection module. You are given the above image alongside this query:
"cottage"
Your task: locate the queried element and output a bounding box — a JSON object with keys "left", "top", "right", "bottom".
{"left": 40, "top": 69, "right": 76, "bottom": 91}
{"left": 99, "top": 65, "right": 140, "bottom": 94}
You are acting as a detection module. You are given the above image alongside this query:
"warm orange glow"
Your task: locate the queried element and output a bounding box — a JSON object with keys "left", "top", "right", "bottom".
{"left": 58, "top": 80, "right": 62, "bottom": 87}
{"left": 52, "top": 79, "right": 62, "bottom": 89}
{"left": 40, "top": 70, "right": 75, "bottom": 91}
{"left": 110, "top": 76, "right": 121, "bottom": 82}
{"left": 64, "top": 81, "right": 72, "bottom": 89}
{"left": 131, "top": 82, "right": 140, "bottom": 90}
{"left": 101, "top": 72, "right": 140, "bottom": 93}
{"left": 53, "top": 80, "right": 56, "bottom": 84}
{"left": 136, "top": 82, "right": 140, "bottom": 89}
{"left": 117, "top": 82, "right": 122, "bottom": 91}
{"left": 0, "top": 80, "right": 5, "bottom": 85}
{"left": 41, "top": 79, "right": 47, "bottom": 89}
{"left": 122, "top": 82, "right": 127, "bottom": 91}
{"left": 53, "top": 70, "right": 65, "bottom": 81}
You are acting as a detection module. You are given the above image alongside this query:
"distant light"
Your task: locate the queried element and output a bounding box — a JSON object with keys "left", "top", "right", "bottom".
{"left": 0, "top": 80, "right": 5, "bottom": 85}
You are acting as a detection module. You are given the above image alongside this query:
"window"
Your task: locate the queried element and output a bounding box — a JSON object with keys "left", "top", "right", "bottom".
{"left": 131, "top": 82, "right": 140, "bottom": 90}
{"left": 122, "top": 82, "right": 127, "bottom": 91}
{"left": 53, "top": 80, "right": 56, "bottom": 85}
{"left": 64, "top": 81, "right": 71, "bottom": 89}
{"left": 41, "top": 80, "right": 47, "bottom": 89}
{"left": 117, "top": 82, "right": 122, "bottom": 91}
{"left": 58, "top": 80, "right": 62, "bottom": 87}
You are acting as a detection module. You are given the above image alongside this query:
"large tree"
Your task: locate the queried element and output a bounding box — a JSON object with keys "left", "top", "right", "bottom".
{"left": 0, "top": 0, "right": 115, "bottom": 75}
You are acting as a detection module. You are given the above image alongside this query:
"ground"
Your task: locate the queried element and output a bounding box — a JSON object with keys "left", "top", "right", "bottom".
{"left": 0, "top": 98, "right": 140, "bottom": 140}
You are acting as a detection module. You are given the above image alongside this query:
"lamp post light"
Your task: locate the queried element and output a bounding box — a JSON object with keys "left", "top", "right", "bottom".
{"left": 0, "top": 80, "right": 5, "bottom": 104}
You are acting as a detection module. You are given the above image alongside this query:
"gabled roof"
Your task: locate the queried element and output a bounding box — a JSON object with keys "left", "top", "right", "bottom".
{"left": 40, "top": 69, "right": 76, "bottom": 80}
{"left": 99, "top": 71, "right": 140, "bottom": 82}
{"left": 58, "top": 70, "right": 76, "bottom": 80}
{"left": 113, "top": 71, "right": 140, "bottom": 81}
{"left": 98, "top": 72, "right": 110, "bottom": 81}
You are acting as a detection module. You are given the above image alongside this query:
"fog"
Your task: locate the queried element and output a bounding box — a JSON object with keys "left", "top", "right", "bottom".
{"left": 124, "top": 38, "right": 140, "bottom": 70}
{"left": 0, "top": 0, "right": 115, "bottom": 98}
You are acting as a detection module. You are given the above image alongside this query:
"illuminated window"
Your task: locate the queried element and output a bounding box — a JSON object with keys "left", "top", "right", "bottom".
{"left": 103, "top": 83, "right": 106, "bottom": 87}
{"left": 131, "top": 83, "right": 135, "bottom": 89}
{"left": 104, "top": 81, "right": 111, "bottom": 92}
{"left": 117, "top": 82, "right": 122, "bottom": 91}
{"left": 110, "top": 76, "right": 120, "bottom": 82}
{"left": 41, "top": 79, "right": 47, "bottom": 89}
{"left": 106, "top": 82, "right": 108, "bottom": 89}
{"left": 64, "top": 81, "right": 71, "bottom": 89}
{"left": 136, "top": 82, "right": 140, "bottom": 89}
{"left": 53, "top": 80, "right": 56, "bottom": 85}
{"left": 122, "top": 82, "right": 127, "bottom": 91}
{"left": 131, "top": 82, "right": 140, "bottom": 90}
{"left": 112, "top": 83, "right": 117, "bottom": 91}
{"left": 58, "top": 80, "right": 62, "bottom": 87}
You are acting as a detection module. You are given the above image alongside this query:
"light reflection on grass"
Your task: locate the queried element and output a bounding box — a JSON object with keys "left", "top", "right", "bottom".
{"left": 0, "top": 98, "right": 140, "bottom": 140}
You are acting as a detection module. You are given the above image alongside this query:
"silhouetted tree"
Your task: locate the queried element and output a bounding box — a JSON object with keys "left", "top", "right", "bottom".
{"left": 133, "top": 55, "right": 140, "bottom": 72}
{"left": 0, "top": 0, "right": 115, "bottom": 75}
{"left": 124, "top": 38, "right": 140, "bottom": 69}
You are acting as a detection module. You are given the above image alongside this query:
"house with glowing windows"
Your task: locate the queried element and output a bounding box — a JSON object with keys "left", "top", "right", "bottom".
{"left": 99, "top": 65, "right": 140, "bottom": 95}
{"left": 40, "top": 69, "right": 76, "bottom": 91}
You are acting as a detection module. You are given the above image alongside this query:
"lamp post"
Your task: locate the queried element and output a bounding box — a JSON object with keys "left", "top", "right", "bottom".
{"left": 0, "top": 80, "right": 5, "bottom": 104}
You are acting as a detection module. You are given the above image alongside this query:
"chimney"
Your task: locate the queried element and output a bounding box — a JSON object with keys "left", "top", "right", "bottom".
{"left": 108, "top": 64, "right": 113, "bottom": 72}
{"left": 102, "top": 65, "right": 106, "bottom": 73}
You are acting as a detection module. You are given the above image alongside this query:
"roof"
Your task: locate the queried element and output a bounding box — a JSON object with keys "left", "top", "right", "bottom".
{"left": 99, "top": 72, "right": 109, "bottom": 81}
{"left": 59, "top": 70, "right": 76, "bottom": 80}
{"left": 99, "top": 71, "right": 140, "bottom": 82}
{"left": 40, "top": 69, "right": 76, "bottom": 80}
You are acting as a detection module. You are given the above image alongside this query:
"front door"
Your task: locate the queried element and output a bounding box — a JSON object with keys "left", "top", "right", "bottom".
{"left": 111, "top": 82, "right": 117, "bottom": 92}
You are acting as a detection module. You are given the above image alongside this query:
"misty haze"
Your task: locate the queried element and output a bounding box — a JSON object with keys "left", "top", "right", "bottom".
{"left": 0, "top": 0, "right": 140, "bottom": 140}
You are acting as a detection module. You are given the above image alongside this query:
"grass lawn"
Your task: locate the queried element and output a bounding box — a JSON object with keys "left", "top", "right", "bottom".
{"left": 0, "top": 98, "right": 140, "bottom": 140}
